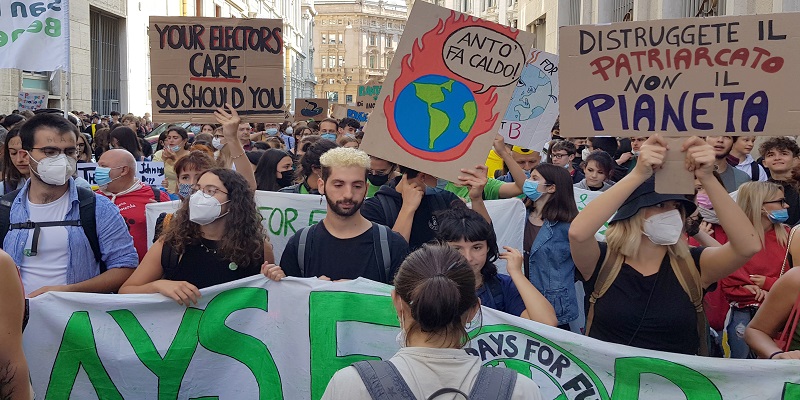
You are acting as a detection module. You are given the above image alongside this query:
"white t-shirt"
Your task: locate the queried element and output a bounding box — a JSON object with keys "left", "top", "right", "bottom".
{"left": 322, "top": 347, "right": 542, "bottom": 400}
{"left": 19, "top": 191, "right": 71, "bottom": 296}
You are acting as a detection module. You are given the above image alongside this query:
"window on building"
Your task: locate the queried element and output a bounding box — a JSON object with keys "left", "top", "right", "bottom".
{"left": 329, "top": 78, "right": 336, "bottom": 84}
{"left": 569, "top": 0, "right": 580, "bottom": 25}
{"left": 321, "top": 56, "right": 327, "bottom": 68}
{"left": 339, "top": 56, "right": 345, "bottom": 67}
{"left": 329, "top": 55, "right": 336, "bottom": 69}
{"left": 325, "top": 91, "right": 339, "bottom": 102}
{"left": 321, "top": 34, "right": 327, "bottom": 44}
{"left": 386, "top": 34, "right": 393, "bottom": 47}
{"left": 338, "top": 33, "right": 343, "bottom": 44}
{"left": 196, "top": 0, "right": 202, "bottom": 16}
{"left": 369, "top": 55, "right": 377, "bottom": 69}
{"left": 461, "top": 0, "right": 470, "bottom": 12}
{"left": 384, "top": 54, "right": 391, "bottom": 68}
{"left": 90, "top": 10, "right": 121, "bottom": 115}
{"left": 511, "top": 19, "right": 518, "bottom": 28}
{"left": 369, "top": 34, "right": 377, "bottom": 46}
{"left": 685, "top": 0, "right": 725, "bottom": 17}
{"left": 613, "top": 0, "right": 634, "bottom": 22}
{"left": 215, "top": 4, "right": 221, "bottom": 17}
{"left": 346, "top": 94, "right": 354, "bottom": 104}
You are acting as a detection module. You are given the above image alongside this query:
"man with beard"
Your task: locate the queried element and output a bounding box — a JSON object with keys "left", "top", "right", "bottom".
{"left": 262, "top": 147, "right": 408, "bottom": 283}
{"left": 706, "top": 135, "right": 750, "bottom": 193}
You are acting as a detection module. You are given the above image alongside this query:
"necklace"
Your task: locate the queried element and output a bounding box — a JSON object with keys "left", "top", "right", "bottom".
{"left": 199, "top": 241, "right": 217, "bottom": 254}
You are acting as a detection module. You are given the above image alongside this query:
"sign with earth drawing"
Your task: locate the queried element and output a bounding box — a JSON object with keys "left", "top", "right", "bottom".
{"left": 500, "top": 49, "right": 559, "bottom": 152}
{"left": 360, "top": 1, "right": 535, "bottom": 182}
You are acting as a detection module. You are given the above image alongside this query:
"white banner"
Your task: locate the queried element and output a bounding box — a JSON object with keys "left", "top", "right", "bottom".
{"left": 146, "top": 192, "right": 525, "bottom": 269}
{"left": 499, "top": 49, "right": 559, "bottom": 152}
{"left": 0, "top": 0, "right": 70, "bottom": 71}
{"left": 77, "top": 161, "right": 166, "bottom": 187}
{"left": 23, "top": 276, "right": 800, "bottom": 399}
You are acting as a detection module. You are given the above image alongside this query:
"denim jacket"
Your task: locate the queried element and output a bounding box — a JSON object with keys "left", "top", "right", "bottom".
{"left": 527, "top": 218, "right": 579, "bottom": 325}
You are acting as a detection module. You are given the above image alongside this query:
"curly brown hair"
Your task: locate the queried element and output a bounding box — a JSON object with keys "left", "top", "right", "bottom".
{"left": 163, "top": 168, "right": 265, "bottom": 268}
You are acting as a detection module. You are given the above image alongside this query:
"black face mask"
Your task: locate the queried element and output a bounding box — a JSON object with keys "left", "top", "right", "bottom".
{"left": 276, "top": 172, "right": 294, "bottom": 188}
{"left": 367, "top": 173, "right": 390, "bottom": 187}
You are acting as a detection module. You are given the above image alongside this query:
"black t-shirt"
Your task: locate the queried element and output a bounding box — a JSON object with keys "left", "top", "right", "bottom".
{"left": 164, "top": 239, "right": 262, "bottom": 289}
{"left": 280, "top": 221, "right": 409, "bottom": 283}
{"left": 585, "top": 242, "right": 705, "bottom": 355}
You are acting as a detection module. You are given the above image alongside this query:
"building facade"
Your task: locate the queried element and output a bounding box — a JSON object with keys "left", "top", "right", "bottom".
{"left": 313, "top": 0, "right": 407, "bottom": 105}
{"left": 1, "top": 0, "right": 316, "bottom": 118}
{"left": 407, "top": 0, "right": 519, "bottom": 27}
{"left": 519, "top": 0, "right": 800, "bottom": 54}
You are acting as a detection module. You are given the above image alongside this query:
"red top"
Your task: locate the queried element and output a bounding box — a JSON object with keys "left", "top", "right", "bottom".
{"left": 689, "top": 223, "right": 730, "bottom": 331}
{"left": 721, "top": 227, "right": 790, "bottom": 308}
{"left": 97, "top": 185, "right": 168, "bottom": 262}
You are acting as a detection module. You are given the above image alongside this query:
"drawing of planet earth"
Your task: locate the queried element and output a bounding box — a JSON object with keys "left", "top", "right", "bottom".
{"left": 394, "top": 74, "right": 477, "bottom": 152}
{"left": 504, "top": 66, "right": 555, "bottom": 121}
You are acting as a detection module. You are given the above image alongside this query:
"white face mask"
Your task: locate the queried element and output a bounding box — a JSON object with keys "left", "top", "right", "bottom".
{"left": 285, "top": 127, "right": 294, "bottom": 135}
{"left": 29, "top": 153, "right": 77, "bottom": 186}
{"left": 211, "top": 137, "right": 224, "bottom": 150}
{"left": 643, "top": 209, "right": 684, "bottom": 246}
{"left": 189, "top": 192, "right": 230, "bottom": 225}
{"left": 581, "top": 147, "right": 591, "bottom": 160}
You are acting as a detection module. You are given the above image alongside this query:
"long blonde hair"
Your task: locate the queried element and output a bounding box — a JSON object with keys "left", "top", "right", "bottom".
{"left": 736, "top": 181, "right": 788, "bottom": 247}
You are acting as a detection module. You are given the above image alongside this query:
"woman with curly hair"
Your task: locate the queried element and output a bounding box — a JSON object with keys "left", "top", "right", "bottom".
{"left": 121, "top": 168, "right": 274, "bottom": 304}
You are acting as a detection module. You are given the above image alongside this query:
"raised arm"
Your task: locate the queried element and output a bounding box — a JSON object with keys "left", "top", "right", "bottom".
{"left": 501, "top": 247, "right": 557, "bottom": 326}
{"left": 685, "top": 136, "right": 761, "bottom": 287}
{"left": 493, "top": 135, "right": 527, "bottom": 192}
{"left": 569, "top": 135, "right": 668, "bottom": 280}
{"left": 460, "top": 165, "right": 492, "bottom": 225}
{"left": 216, "top": 105, "right": 257, "bottom": 191}
{"left": 0, "top": 252, "right": 31, "bottom": 400}
{"left": 745, "top": 267, "right": 800, "bottom": 359}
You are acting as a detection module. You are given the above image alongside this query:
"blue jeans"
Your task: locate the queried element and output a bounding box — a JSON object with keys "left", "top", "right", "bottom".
{"left": 725, "top": 307, "right": 757, "bottom": 359}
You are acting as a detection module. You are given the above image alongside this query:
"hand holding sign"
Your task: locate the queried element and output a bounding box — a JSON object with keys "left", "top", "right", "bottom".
{"left": 632, "top": 134, "right": 668, "bottom": 179}
{"left": 682, "top": 137, "right": 716, "bottom": 179}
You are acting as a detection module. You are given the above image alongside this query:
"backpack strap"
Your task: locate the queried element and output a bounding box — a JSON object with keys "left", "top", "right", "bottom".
{"left": 0, "top": 188, "right": 22, "bottom": 249}
{"left": 77, "top": 187, "right": 106, "bottom": 273}
{"left": 150, "top": 185, "right": 162, "bottom": 202}
{"left": 352, "top": 360, "right": 416, "bottom": 400}
{"left": 377, "top": 194, "right": 399, "bottom": 229}
{"left": 467, "top": 366, "right": 518, "bottom": 400}
{"left": 486, "top": 275, "right": 506, "bottom": 312}
{"left": 297, "top": 224, "right": 318, "bottom": 277}
{"left": 669, "top": 248, "right": 708, "bottom": 356}
{"left": 585, "top": 251, "right": 624, "bottom": 336}
{"left": 160, "top": 241, "right": 181, "bottom": 278}
{"left": 751, "top": 161, "right": 760, "bottom": 182}
{"left": 371, "top": 223, "right": 392, "bottom": 283}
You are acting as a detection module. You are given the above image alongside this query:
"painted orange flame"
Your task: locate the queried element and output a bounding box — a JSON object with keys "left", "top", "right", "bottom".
{"left": 384, "top": 11, "right": 521, "bottom": 162}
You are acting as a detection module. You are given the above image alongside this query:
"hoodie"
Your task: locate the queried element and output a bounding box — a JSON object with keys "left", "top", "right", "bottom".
{"left": 361, "top": 177, "right": 460, "bottom": 250}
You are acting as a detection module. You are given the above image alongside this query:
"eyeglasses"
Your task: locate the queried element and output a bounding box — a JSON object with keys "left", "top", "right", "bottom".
{"left": 550, "top": 152, "right": 571, "bottom": 160}
{"left": 764, "top": 198, "right": 788, "bottom": 207}
{"left": 31, "top": 147, "right": 78, "bottom": 158}
{"left": 190, "top": 184, "right": 228, "bottom": 197}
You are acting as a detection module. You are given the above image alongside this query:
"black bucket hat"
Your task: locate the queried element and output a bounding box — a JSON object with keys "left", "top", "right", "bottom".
{"left": 609, "top": 177, "right": 697, "bottom": 223}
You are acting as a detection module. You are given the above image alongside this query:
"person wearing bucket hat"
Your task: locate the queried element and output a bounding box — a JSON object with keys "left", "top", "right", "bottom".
{"left": 569, "top": 134, "right": 761, "bottom": 355}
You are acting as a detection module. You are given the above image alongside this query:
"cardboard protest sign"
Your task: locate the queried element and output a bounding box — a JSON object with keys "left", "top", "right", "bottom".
{"left": 346, "top": 108, "right": 368, "bottom": 123}
{"left": 331, "top": 104, "right": 348, "bottom": 119}
{"left": 18, "top": 90, "right": 48, "bottom": 111}
{"left": 77, "top": 162, "right": 166, "bottom": 187}
{"left": 149, "top": 17, "right": 284, "bottom": 124}
{"left": 0, "top": 0, "right": 69, "bottom": 71}
{"left": 360, "top": 2, "right": 534, "bottom": 182}
{"left": 25, "top": 276, "right": 800, "bottom": 399}
{"left": 355, "top": 84, "right": 381, "bottom": 112}
{"left": 559, "top": 14, "right": 800, "bottom": 138}
{"left": 500, "top": 49, "right": 559, "bottom": 151}
{"left": 294, "top": 98, "right": 328, "bottom": 121}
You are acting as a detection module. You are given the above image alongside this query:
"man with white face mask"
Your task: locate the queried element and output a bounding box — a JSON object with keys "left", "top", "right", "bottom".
{"left": 0, "top": 114, "right": 139, "bottom": 297}
{"left": 96, "top": 149, "right": 169, "bottom": 261}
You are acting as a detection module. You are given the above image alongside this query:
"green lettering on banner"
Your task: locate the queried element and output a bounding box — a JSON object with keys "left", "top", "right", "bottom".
{"left": 309, "top": 210, "right": 326, "bottom": 225}
{"left": 309, "top": 292, "right": 397, "bottom": 400}
{"left": 45, "top": 312, "right": 123, "bottom": 400}
{"left": 108, "top": 308, "right": 203, "bottom": 399}
{"left": 783, "top": 382, "right": 800, "bottom": 399}
{"left": 45, "top": 17, "right": 61, "bottom": 37}
{"left": 612, "top": 357, "right": 722, "bottom": 399}
{"left": 197, "top": 288, "right": 282, "bottom": 399}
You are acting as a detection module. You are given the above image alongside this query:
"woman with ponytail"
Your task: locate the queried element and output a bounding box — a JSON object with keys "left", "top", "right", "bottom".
{"left": 322, "top": 244, "right": 541, "bottom": 399}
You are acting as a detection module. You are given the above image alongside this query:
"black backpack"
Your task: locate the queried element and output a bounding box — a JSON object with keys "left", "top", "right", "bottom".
{"left": 296, "top": 222, "right": 392, "bottom": 283}
{"left": 352, "top": 360, "right": 518, "bottom": 400}
{"left": 0, "top": 186, "right": 105, "bottom": 273}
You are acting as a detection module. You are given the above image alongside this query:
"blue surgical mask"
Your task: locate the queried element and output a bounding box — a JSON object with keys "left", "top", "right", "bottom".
{"left": 321, "top": 133, "right": 337, "bottom": 141}
{"left": 285, "top": 127, "right": 294, "bottom": 135}
{"left": 170, "top": 145, "right": 181, "bottom": 152}
{"left": 523, "top": 180, "right": 545, "bottom": 201}
{"left": 436, "top": 178, "right": 449, "bottom": 190}
{"left": 767, "top": 209, "right": 789, "bottom": 223}
{"left": 266, "top": 128, "right": 279, "bottom": 135}
{"left": 523, "top": 170, "right": 532, "bottom": 178}
{"left": 94, "top": 166, "right": 122, "bottom": 187}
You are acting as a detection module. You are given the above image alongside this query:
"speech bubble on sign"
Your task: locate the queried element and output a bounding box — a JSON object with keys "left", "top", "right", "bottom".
{"left": 442, "top": 26, "right": 526, "bottom": 94}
